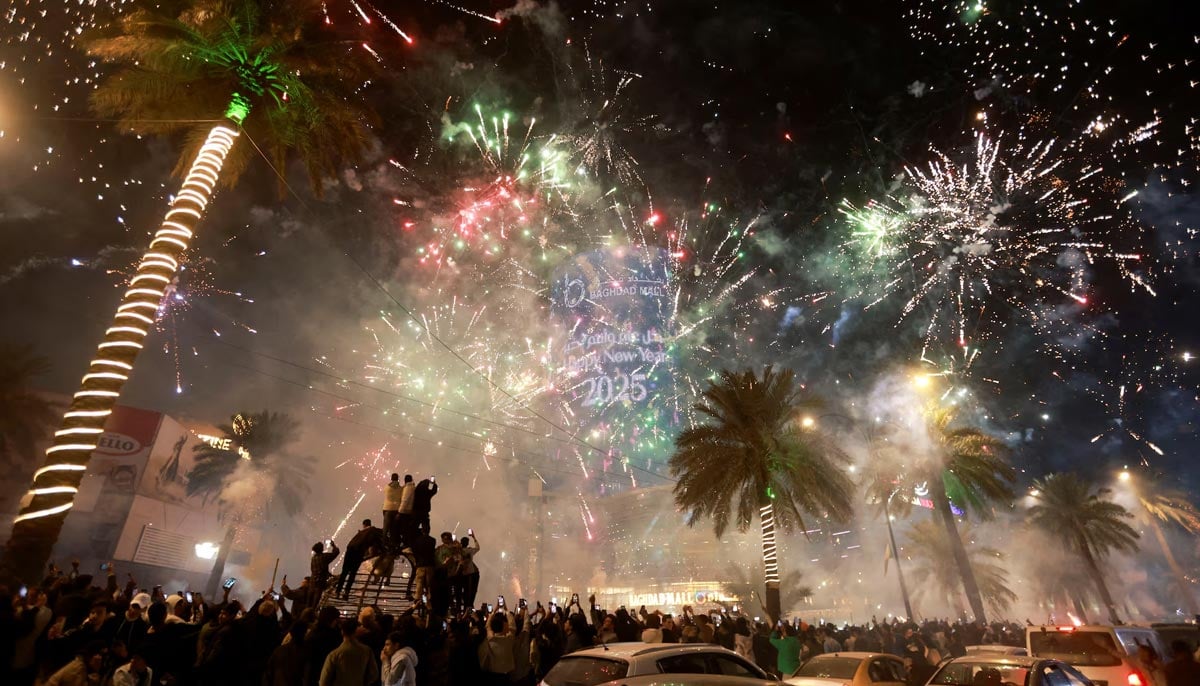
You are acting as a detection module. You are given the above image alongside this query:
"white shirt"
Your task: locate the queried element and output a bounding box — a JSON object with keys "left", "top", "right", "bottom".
{"left": 381, "top": 646, "right": 417, "bottom": 686}
{"left": 112, "top": 662, "right": 154, "bottom": 686}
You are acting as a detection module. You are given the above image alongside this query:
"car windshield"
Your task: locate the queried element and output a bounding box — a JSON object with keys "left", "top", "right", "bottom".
{"left": 793, "top": 656, "right": 861, "bottom": 679}
{"left": 929, "top": 661, "right": 1030, "bottom": 686}
{"left": 1029, "top": 631, "right": 1122, "bottom": 667}
{"left": 543, "top": 656, "right": 630, "bottom": 686}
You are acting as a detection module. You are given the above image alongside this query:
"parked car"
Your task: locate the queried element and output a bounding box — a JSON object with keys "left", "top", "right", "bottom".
{"left": 784, "top": 652, "right": 907, "bottom": 686}
{"left": 540, "top": 643, "right": 773, "bottom": 686}
{"left": 927, "top": 655, "right": 1093, "bottom": 686}
{"left": 965, "top": 645, "right": 1029, "bottom": 657}
{"left": 596, "top": 675, "right": 780, "bottom": 686}
{"left": 1149, "top": 623, "right": 1199, "bottom": 655}
{"left": 1026, "top": 625, "right": 1166, "bottom": 686}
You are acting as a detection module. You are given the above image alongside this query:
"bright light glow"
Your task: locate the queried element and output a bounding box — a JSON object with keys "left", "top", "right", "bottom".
{"left": 800, "top": 416, "right": 815, "bottom": 428}
{"left": 912, "top": 373, "right": 932, "bottom": 390}
{"left": 22, "top": 123, "right": 239, "bottom": 530}
{"left": 14, "top": 502, "right": 73, "bottom": 523}
{"left": 1119, "top": 470, "right": 1131, "bottom": 482}
{"left": 194, "top": 541, "right": 219, "bottom": 560}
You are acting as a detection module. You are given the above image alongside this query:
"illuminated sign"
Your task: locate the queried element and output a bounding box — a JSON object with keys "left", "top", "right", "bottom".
{"left": 553, "top": 247, "right": 675, "bottom": 413}
{"left": 196, "top": 433, "right": 251, "bottom": 460}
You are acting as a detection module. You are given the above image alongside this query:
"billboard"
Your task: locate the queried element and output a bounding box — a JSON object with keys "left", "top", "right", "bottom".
{"left": 138, "top": 415, "right": 212, "bottom": 510}
{"left": 552, "top": 246, "right": 677, "bottom": 464}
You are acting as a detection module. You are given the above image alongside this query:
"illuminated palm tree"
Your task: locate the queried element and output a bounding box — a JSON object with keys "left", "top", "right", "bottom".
{"left": 0, "top": 345, "right": 58, "bottom": 479}
{"left": 185, "top": 411, "right": 314, "bottom": 595}
{"left": 4, "top": 0, "right": 373, "bottom": 584}
{"left": 1028, "top": 473, "right": 1140, "bottom": 624}
{"left": 669, "top": 366, "right": 855, "bottom": 622}
{"left": 905, "top": 519, "right": 1015, "bottom": 619}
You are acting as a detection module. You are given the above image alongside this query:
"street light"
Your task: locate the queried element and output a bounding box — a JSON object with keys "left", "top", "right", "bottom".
{"left": 1118, "top": 469, "right": 1131, "bottom": 483}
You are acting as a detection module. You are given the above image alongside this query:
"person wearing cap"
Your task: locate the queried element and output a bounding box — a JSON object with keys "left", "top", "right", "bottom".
{"left": 114, "top": 600, "right": 148, "bottom": 653}
{"left": 111, "top": 649, "right": 153, "bottom": 686}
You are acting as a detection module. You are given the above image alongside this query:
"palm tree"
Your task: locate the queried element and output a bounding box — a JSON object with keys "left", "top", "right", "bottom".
{"left": 916, "top": 404, "right": 1015, "bottom": 624}
{"left": 1028, "top": 473, "right": 1140, "bottom": 624}
{"left": 1122, "top": 471, "right": 1200, "bottom": 615}
{"left": 185, "top": 411, "right": 314, "bottom": 595}
{"left": 905, "top": 519, "right": 1015, "bottom": 619}
{"left": 5, "top": 0, "right": 373, "bottom": 584}
{"left": 669, "top": 366, "right": 855, "bottom": 622}
{"left": 0, "top": 345, "right": 58, "bottom": 474}
{"left": 722, "top": 563, "right": 812, "bottom": 617}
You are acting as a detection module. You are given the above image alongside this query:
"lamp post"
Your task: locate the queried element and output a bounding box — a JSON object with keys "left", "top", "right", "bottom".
{"left": 810, "top": 411, "right": 916, "bottom": 621}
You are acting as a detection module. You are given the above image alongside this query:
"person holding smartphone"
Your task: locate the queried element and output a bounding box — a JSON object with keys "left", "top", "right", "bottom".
{"left": 458, "top": 530, "right": 481, "bottom": 608}
{"left": 309, "top": 538, "right": 340, "bottom": 601}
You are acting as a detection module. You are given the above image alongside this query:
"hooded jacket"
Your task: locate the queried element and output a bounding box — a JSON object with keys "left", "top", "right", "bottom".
{"left": 382, "top": 481, "right": 403, "bottom": 512}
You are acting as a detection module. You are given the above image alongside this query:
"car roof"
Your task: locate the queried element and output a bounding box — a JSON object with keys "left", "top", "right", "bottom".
{"left": 942, "top": 655, "right": 1041, "bottom": 667}
{"left": 562, "top": 642, "right": 743, "bottom": 660}
{"left": 806, "top": 652, "right": 898, "bottom": 659}
{"left": 1027, "top": 624, "right": 1155, "bottom": 632}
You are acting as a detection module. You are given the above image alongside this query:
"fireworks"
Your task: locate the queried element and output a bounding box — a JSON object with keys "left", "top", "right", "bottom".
{"left": 108, "top": 253, "right": 255, "bottom": 394}
{"left": 842, "top": 130, "right": 1154, "bottom": 356}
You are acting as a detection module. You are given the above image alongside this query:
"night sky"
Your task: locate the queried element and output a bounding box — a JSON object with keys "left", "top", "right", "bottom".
{"left": 2, "top": 0, "right": 1197, "bottom": 513}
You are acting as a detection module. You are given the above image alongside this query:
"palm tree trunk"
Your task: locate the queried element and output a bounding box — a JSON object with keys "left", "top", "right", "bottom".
{"left": 1077, "top": 535, "right": 1121, "bottom": 624}
{"left": 205, "top": 524, "right": 238, "bottom": 597}
{"left": 760, "top": 503, "right": 781, "bottom": 622}
{"left": 929, "top": 476, "right": 988, "bottom": 623}
{"left": 1, "top": 118, "right": 242, "bottom": 586}
{"left": 884, "top": 496, "right": 915, "bottom": 620}
{"left": 1148, "top": 515, "right": 1200, "bottom": 615}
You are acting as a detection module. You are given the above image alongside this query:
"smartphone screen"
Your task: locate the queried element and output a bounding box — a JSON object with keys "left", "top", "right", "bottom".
{"left": 185, "top": 592, "right": 194, "bottom": 603}
{"left": 223, "top": 577, "right": 237, "bottom": 589}
{"left": 18, "top": 585, "right": 28, "bottom": 598}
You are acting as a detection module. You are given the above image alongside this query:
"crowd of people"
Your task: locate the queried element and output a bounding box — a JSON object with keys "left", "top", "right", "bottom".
{"left": 4, "top": 473, "right": 1199, "bottom": 685}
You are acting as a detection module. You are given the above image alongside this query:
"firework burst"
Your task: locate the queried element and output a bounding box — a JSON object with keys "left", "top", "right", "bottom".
{"left": 842, "top": 130, "right": 1154, "bottom": 354}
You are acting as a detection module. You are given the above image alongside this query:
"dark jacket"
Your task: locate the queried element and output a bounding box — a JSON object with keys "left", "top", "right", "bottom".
{"left": 303, "top": 624, "right": 342, "bottom": 686}
{"left": 411, "top": 534, "right": 437, "bottom": 567}
{"left": 412, "top": 479, "right": 438, "bottom": 515}
{"left": 346, "top": 526, "right": 385, "bottom": 557}
{"left": 263, "top": 639, "right": 306, "bottom": 686}
{"left": 311, "top": 544, "right": 340, "bottom": 585}
{"left": 113, "top": 615, "right": 149, "bottom": 652}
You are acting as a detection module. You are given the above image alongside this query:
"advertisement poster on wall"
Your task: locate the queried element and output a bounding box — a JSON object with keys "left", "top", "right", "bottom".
{"left": 137, "top": 415, "right": 211, "bottom": 511}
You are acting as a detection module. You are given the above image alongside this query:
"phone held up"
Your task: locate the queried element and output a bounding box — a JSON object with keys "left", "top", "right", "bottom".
{"left": 222, "top": 577, "right": 237, "bottom": 590}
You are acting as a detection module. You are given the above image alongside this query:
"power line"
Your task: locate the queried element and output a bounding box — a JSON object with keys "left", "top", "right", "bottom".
{"left": 207, "top": 356, "right": 643, "bottom": 487}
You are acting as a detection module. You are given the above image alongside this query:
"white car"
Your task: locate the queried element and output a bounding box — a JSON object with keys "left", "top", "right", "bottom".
{"left": 965, "top": 645, "right": 1029, "bottom": 656}
{"left": 784, "top": 651, "right": 907, "bottom": 686}
{"left": 927, "top": 655, "right": 1094, "bottom": 686}
{"left": 596, "top": 676, "right": 779, "bottom": 686}
{"left": 540, "top": 643, "right": 774, "bottom": 686}
{"left": 1026, "top": 624, "right": 1166, "bottom": 686}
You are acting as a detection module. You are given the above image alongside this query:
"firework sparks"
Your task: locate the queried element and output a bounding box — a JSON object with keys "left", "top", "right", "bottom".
{"left": 842, "top": 131, "right": 1154, "bottom": 352}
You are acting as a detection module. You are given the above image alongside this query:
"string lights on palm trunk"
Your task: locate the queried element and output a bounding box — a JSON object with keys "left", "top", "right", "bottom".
{"left": 12, "top": 124, "right": 240, "bottom": 527}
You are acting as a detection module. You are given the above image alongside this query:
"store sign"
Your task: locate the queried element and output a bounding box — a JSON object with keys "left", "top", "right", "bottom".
{"left": 196, "top": 433, "right": 251, "bottom": 460}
